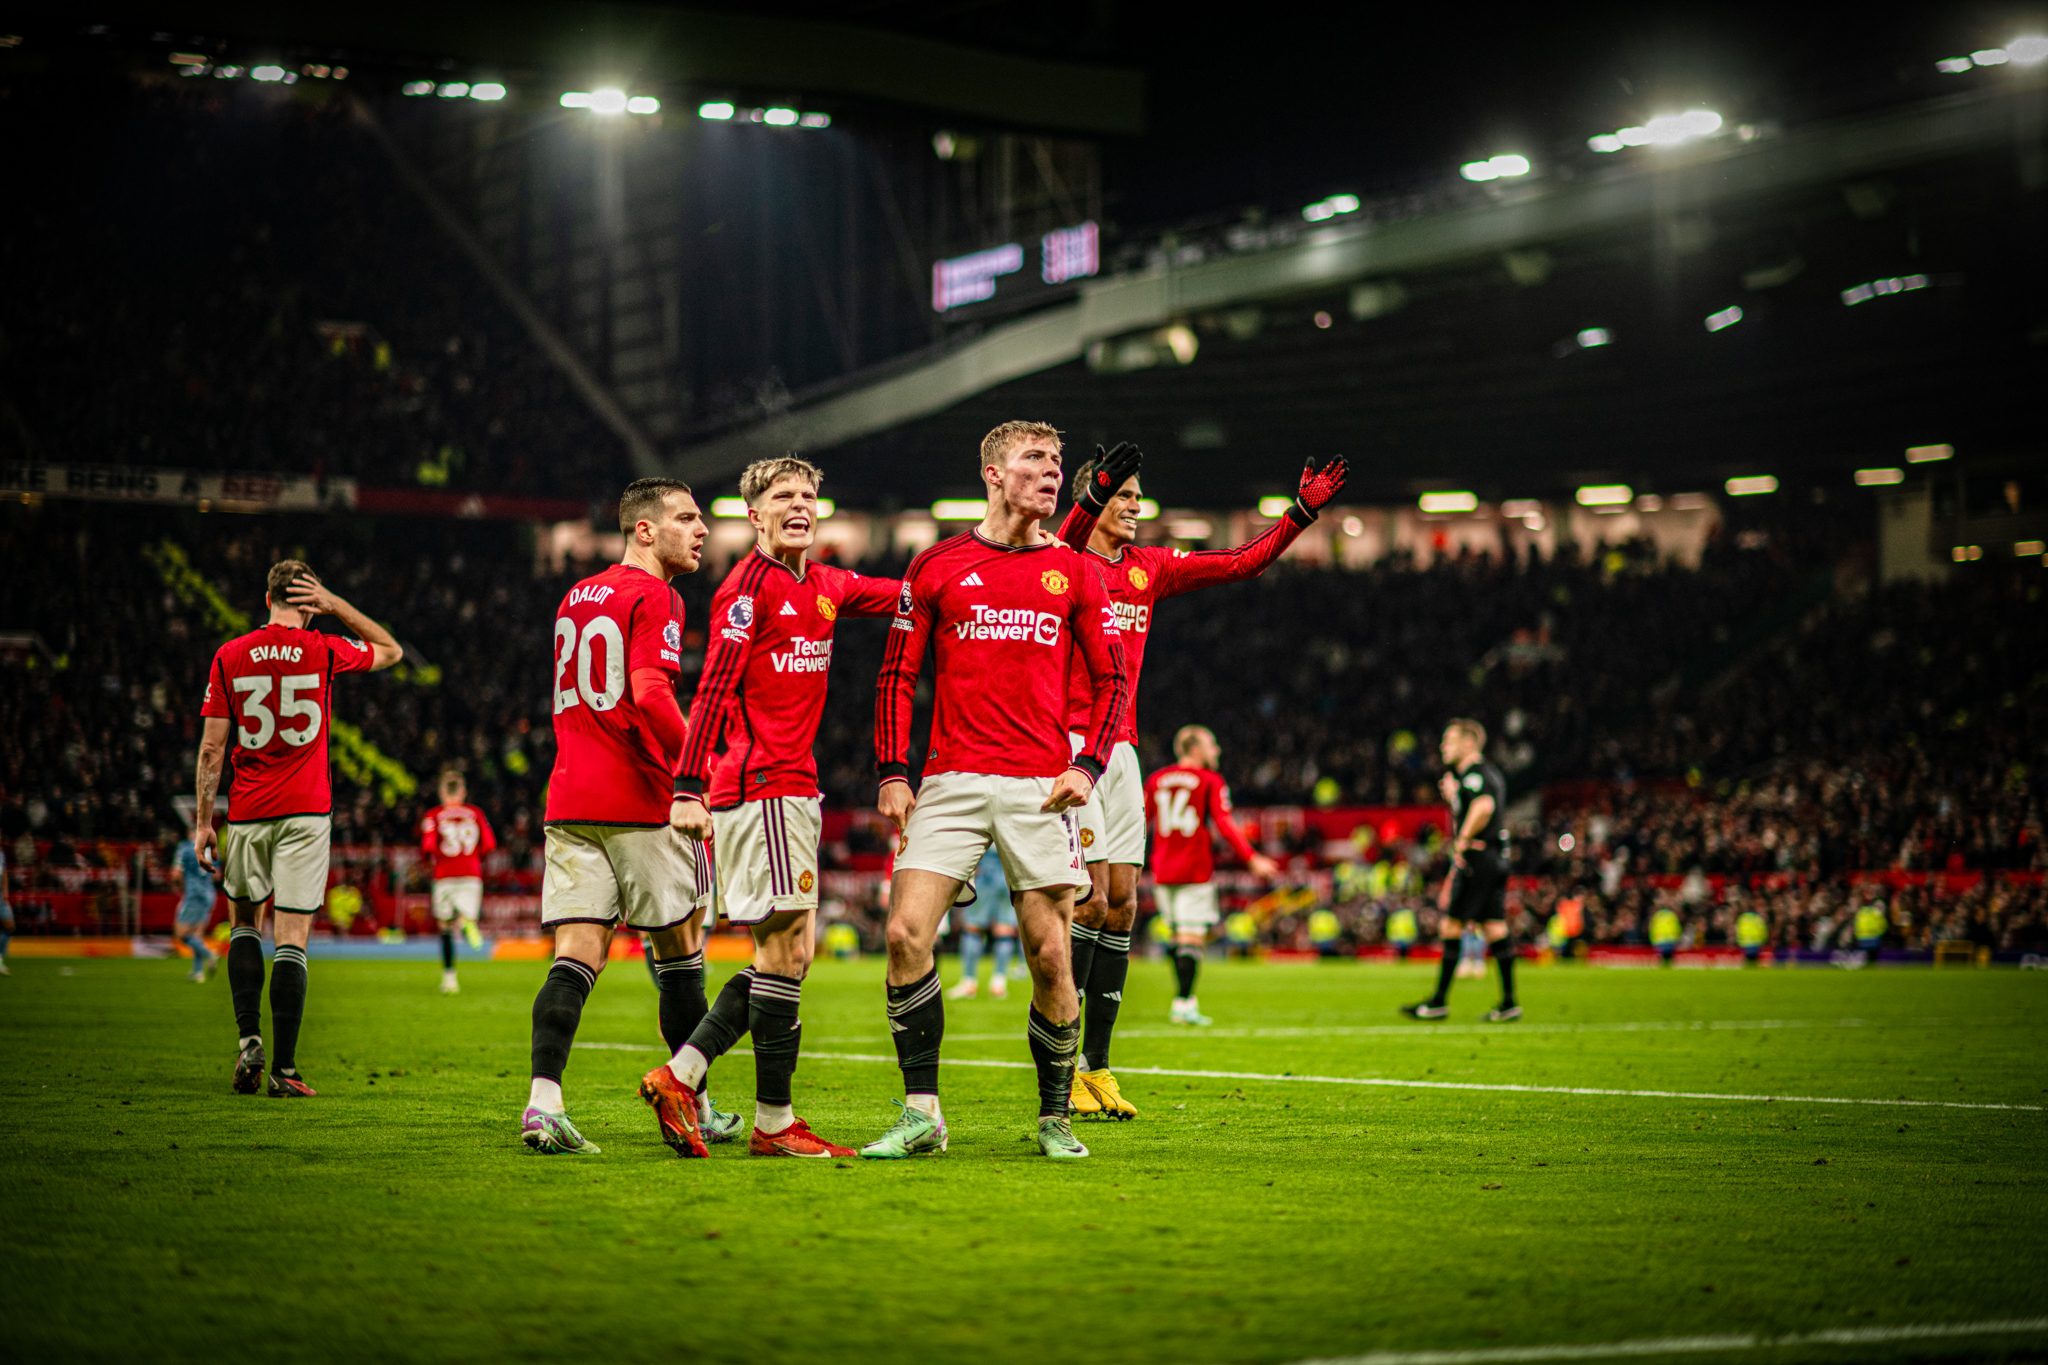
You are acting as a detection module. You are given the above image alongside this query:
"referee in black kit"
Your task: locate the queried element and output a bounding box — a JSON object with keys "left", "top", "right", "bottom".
{"left": 1404, "top": 718, "right": 1520, "bottom": 1022}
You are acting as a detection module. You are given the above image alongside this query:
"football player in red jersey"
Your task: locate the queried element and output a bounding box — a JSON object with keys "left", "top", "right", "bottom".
{"left": 521, "top": 478, "right": 733, "bottom": 1157}
{"left": 656, "top": 455, "right": 899, "bottom": 1159}
{"left": 865, "top": 420, "right": 1128, "bottom": 1161}
{"left": 420, "top": 769, "right": 496, "bottom": 995}
{"left": 196, "top": 559, "right": 402, "bottom": 1098}
{"left": 1144, "top": 725, "right": 1280, "bottom": 1027}
{"left": 1054, "top": 445, "right": 1344, "bottom": 1114}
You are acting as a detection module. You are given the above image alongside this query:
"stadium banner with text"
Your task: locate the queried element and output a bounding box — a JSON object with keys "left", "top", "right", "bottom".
{"left": 1, "top": 462, "right": 357, "bottom": 511}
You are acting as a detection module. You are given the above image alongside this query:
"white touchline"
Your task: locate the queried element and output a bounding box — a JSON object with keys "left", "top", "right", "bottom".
{"left": 775, "top": 1051, "right": 2043, "bottom": 1112}
{"left": 940, "top": 1017, "right": 1946, "bottom": 1043}
{"left": 1278, "top": 1316, "right": 2048, "bottom": 1365}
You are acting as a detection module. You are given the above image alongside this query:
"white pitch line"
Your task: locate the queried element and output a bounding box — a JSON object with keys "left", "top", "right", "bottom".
{"left": 781, "top": 1051, "right": 2042, "bottom": 1112}
{"left": 1283, "top": 1315, "right": 2048, "bottom": 1365}
{"left": 939, "top": 1017, "right": 1932, "bottom": 1043}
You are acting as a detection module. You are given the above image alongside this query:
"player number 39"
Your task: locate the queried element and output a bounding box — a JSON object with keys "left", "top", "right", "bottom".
{"left": 231, "top": 673, "right": 322, "bottom": 749}
{"left": 553, "top": 616, "right": 627, "bottom": 714}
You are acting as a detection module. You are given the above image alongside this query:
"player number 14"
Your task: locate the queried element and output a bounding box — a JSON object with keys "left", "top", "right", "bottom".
{"left": 1154, "top": 786, "right": 1199, "bottom": 838}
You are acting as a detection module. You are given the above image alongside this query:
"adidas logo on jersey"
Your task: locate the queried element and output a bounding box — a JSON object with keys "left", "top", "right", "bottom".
{"left": 780, "top": 602, "right": 798, "bottom": 616}
{"left": 959, "top": 572, "right": 984, "bottom": 586}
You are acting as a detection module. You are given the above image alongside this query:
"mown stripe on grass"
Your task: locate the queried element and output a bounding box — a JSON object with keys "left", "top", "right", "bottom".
{"left": 1282, "top": 1315, "right": 2048, "bottom": 1365}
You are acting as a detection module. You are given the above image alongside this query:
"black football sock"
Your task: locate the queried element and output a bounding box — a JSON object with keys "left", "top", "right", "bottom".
{"left": 529, "top": 958, "right": 597, "bottom": 1084}
{"left": 269, "top": 942, "right": 308, "bottom": 1075}
{"left": 748, "top": 972, "right": 803, "bottom": 1109}
{"left": 1027, "top": 1005, "right": 1081, "bottom": 1119}
{"left": 1172, "top": 944, "right": 1200, "bottom": 999}
{"left": 687, "top": 966, "right": 756, "bottom": 1065}
{"left": 1429, "top": 936, "right": 1462, "bottom": 1006}
{"left": 439, "top": 929, "right": 455, "bottom": 971}
{"left": 1083, "top": 930, "right": 1130, "bottom": 1071}
{"left": 1490, "top": 937, "right": 1518, "bottom": 1008}
{"left": 1069, "top": 923, "right": 1100, "bottom": 1008}
{"left": 228, "top": 924, "right": 265, "bottom": 1040}
{"left": 653, "top": 950, "right": 708, "bottom": 1056}
{"left": 886, "top": 968, "right": 944, "bottom": 1097}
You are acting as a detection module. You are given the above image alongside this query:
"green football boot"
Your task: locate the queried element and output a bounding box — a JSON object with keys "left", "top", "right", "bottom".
{"left": 859, "top": 1100, "right": 949, "bottom": 1159}
{"left": 521, "top": 1107, "right": 602, "bottom": 1155}
{"left": 1037, "top": 1115, "right": 1091, "bottom": 1160}
{"left": 700, "top": 1099, "right": 747, "bottom": 1145}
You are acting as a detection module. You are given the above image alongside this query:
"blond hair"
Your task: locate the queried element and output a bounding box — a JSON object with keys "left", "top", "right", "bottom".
{"left": 1174, "top": 724, "right": 1214, "bottom": 758}
{"left": 1446, "top": 717, "right": 1487, "bottom": 750}
{"left": 739, "top": 456, "right": 823, "bottom": 506}
{"left": 979, "top": 420, "right": 1061, "bottom": 474}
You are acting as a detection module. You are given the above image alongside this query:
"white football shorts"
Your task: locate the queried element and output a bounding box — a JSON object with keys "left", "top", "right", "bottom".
{"left": 222, "top": 814, "right": 332, "bottom": 914}
{"left": 1069, "top": 734, "right": 1146, "bottom": 865}
{"left": 895, "top": 772, "right": 1086, "bottom": 895}
{"left": 430, "top": 876, "right": 483, "bottom": 923}
{"left": 712, "top": 796, "right": 821, "bottom": 926}
{"left": 1155, "top": 882, "right": 1220, "bottom": 932}
{"left": 541, "top": 823, "right": 711, "bottom": 932}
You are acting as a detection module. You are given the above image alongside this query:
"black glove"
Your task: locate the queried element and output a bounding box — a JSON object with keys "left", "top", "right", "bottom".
{"left": 1078, "top": 441, "right": 1143, "bottom": 516}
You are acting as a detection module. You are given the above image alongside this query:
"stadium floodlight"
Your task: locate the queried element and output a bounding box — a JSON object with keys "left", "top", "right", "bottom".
{"left": 1952, "top": 545, "right": 1983, "bottom": 561}
{"left": 1461, "top": 161, "right": 1499, "bottom": 182}
{"left": 251, "top": 65, "right": 287, "bottom": 82}
{"left": 815, "top": 499, "right": 835, "bottom": 518}
{"left": 2017, "top": 539, "right": 2046, "bottom": 556}
{"left": 1418, "top": 491, "right": 1479, "bottom": 514}
{"left": 800, "top": 112, "right": 832, "bottom": 128}
{"left": 763, "top": 107, "right": 799, "bottom": 125}
{"left": 1855, "top": 468, "right": 1906, "bottom": 485}
{"left": 1575, "top": 485, "right": 1632, "bottom": 506}
{"left": 1340, "top": 516, "right": 1364, "bottom": 535}
{"left": 2008, "top": 36, "right": 2048, "bottom": 63}
{"left": 1576, "top": 327, "right": 1612, "bottom": 348}
{"left": 1905, "top": 443, "right": 1954, "bottom": 463}
{"left": 1971, "top": 48, "right": 2009, "bottom": 66}
{"left": 709, "top": 498, "right": 748, "bottom": 518}
{"left": 168, "top": 51, "right": 207, "bottom": 65}
{"left": 1704, "top": 305, "right": 1743, "bottom": 332}
{"left": 470, "top": 83, "right": 506, "bottom": 101}
{"left": 1615, "top": 125, "right": 1650, "bottom": 146}
{"left": 1725, "top": 475, "right": 1778, "bottom": 496}
{"left": 698, "top": 101, "right": 735, "bottom": 119}
{"left": 438, "top": 83, "right": 469, "bottom": 98}
{"left": 1300, "top": 194, "right": 1360, "bottom": 222}
{"left": 404, "top": 80, "right": 436, "bottom": 96}
{"left": 930, "top": 499, "right": 986, "bottom": 520}
{"left": 1587, "top": 133, "right": 1625, "bottom": 153}
{"left": 1256, "top": 497, "right": 1295, "bottom": 518}
{"left": 214, "top": 65, "right": 243, "bottom": 78}
{"left": 1935, "top": 57, "right": 1975, "bottom": 73}
{"left": 560, "top": 91, "right": 594, "bottom": 108}
{"left": 588, "top": 88, "right": 629, "bottom": 115}
{"left": 626, "top": 96, "right": 659, "bottom": 114}
{"left": 1841, "top": 274, "right": 1930, "bottom": 305}
{"left": 1137, "top": 500, "right": 1160, "bottom": 520}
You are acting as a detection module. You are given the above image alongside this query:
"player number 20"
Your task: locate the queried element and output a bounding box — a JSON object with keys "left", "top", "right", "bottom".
{"left": 231, "top": 673, "right": 322, "bottom": 749}
{"left": 553, "top": 616, "right": 626, "bottom": 714}
{"left": 1153, "top": 787, "right": 1199, "bottom": 838}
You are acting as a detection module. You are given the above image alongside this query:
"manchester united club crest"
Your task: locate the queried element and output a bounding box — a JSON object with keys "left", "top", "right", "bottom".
{"left": 816, "top": 595, "right": 837, "bottom": 621}
{"left": 1127, "top": 568, "right": 1150, "bottom": 591}
{"left": 798, "top": 870, "right": 815, "bottom": 893}
{"left": 1041, "top": 569, "right": 1070, "bottom": 596}
{"left": 1080, "top": 827, "right": 1095, "bottom": 848}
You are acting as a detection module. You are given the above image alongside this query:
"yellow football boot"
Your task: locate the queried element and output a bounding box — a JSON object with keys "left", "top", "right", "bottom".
{"left": 1069, "top": 1068, "right": 1105, "bottom": 1118}
{"left": 1078, "top": 1068, "right": 1138, "bottom": 1120}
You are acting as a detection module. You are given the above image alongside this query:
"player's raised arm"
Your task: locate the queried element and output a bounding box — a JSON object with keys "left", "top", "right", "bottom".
{"left": 1044, "top": 560, "right": 1128, "bottom": 814}
{"left": 284, "top": 573, "right": 403, "bottom": 670}
{"left": 874, "top": 568, "right": 932, "bottom": 828}
{"left": 1054, "top": 441, "right": 1143, "bottom": 551}
{"left": 837, "top": 570, "right": 905, "bottom": 617}
{"left": 1156, "top": 455, "right": 1348, "bottom": 598}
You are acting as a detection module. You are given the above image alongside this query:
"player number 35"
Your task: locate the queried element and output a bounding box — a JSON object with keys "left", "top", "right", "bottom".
{"left": 554, "top": 616, "right": 627, "bottom": 714}
{"left": 231, "top": 673, "right": 322, "bottom": 749}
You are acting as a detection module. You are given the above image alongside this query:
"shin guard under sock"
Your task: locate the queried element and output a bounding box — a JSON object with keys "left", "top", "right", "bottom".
{"left": 653, "top": 950, "right": 708, "bottom": 1055}
{"left": 1083, "top": 931, "right": 1130, "bottom": 1070}
{"left": 1430, "top": 936, "right": 1463, "bottom": 1006}
{"left": 228, "top": 925, "right": 265, "bottom": 1039}
{"left": 886, "top": 968, "right": 944, "bottom": 1097}
{"left": 1026, "top": 1005, "right": 1081, "bottom": 1119}
{"left": 747, "top": 972, "right": 803, "bottom": 1108}
{"left": 530, "top": 958, "right": 597, "bottom": 1084}
{"left": 1490, "top": 936, "right": 1518, "bottom": 1007}
{"left": 269, "top": 943, "right": 308, "bottom": 1074}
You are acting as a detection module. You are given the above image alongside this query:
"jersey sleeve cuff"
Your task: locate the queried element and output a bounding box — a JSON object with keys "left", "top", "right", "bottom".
{"left": 672, "top": 775, "right": 705, "bottom": 799}
{"left": 1068, "top": 755, "right": 1105, "bottom": 784}
{"left": 1286, "top": 500, "right": 1317, "bottom": 528}
{"left": 878, "top": 762, "right": 911, "bottom": 783}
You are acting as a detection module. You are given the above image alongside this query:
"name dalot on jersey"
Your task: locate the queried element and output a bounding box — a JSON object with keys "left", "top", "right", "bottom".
{"left": 956, "top": 604, "right": 1062, "bottom": 645}
{"left": 772, "top": 637, "right": 833, "bottom": 673}
{"left": 567, "top": 583, "right": 615, "bottom": 607}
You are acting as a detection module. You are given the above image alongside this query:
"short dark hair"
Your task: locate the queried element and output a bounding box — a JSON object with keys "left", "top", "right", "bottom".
{"left": 266, "top": 559, "right": 313, "bottom": 602}
{"left": 618, "top": 478, "right": 693, "bottom": 533}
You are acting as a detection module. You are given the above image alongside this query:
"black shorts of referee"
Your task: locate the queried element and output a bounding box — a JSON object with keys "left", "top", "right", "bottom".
{"left": 1444, "top": 849, "right": 1508, "bottom": 923}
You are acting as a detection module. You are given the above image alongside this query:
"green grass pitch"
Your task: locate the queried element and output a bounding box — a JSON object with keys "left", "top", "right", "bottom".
{"left": 3, "top": 954, "right": 2044, "bottom": 1365}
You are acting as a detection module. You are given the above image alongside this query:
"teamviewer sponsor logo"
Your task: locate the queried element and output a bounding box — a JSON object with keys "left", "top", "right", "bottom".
{"left": 1111, "top": 601, "right": 1149, "bottom": 634}
{"left": 772, "top": 637, "right": 833, "bottom": 673}
{"left": 955, "top": 605, "right": 1062, "bottom": 645}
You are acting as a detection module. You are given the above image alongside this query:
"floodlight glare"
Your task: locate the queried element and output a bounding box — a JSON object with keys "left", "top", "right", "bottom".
{"left": 1854, "top": 468, "right": 1906, "bottom": 486}
{"left": 1576, "top": 327, "right": 1611, "bottom": 348}
{"left": 1575, "top": 485, "right": 1633, "bottom": 506}
{"left": 799, "top": 112, "right": 832, "bottom": 128}
{"left": 404, "top": 81, "right": 436, "bottom": 96}
{"left": 470, "top": 83, "right": 506, "bottom": 101}
{"left": 1587, "top": 134, "right": 1625, "bottom": 153}
{"left": 1489, "top": 154, "right": 1530, "bottom": 176}
{"left": 585, "top": 88, "right": 628, "bottom": 115}
{"left": 763, "top": 107, "right": 799, "bottom": 125}
{"left": 560, "top": 91, "right": 594, "bottom": 108}
{"left": 2016, "top": 539, "right": 2046, "bottom": 557}
{"left": 815, "top": 499, "right": 835, "bottom": 518}
{"left": 438, "top": 83, "right": 469, "bottom": 98}
{"left": 1136, "top": 500, "right": 1160, "bottom": 520}
{"left": 1461, "top": 161, "right": 1499, "bottom": 182}
{"left": 1935, "top": 57, "right": 1975, "bottom": 73}
{"left": 1301, "top": 194, "right": 1360, "bottom": 222}
{"left": 1725, "top": 475, "right": 1778, "bottom": 496}
{"left": 626, "top": 96, "right": 659, "bottom": 114}
{"left": 2008, "top": 36, "right": 2048, "bottom": 63}
{"left": 1616, "top": 126, "right": 1650, "bottom": 146}
{"left": 251, "top": 65, "right": 286, "bottom": 82}
{"left": 930, "top": 500, "right": 987, "bottom": 520}
{"left": 1419, "top": 491, "right": 1479, "bottom": 514}
{"left": 1905, "top": 444, "right": 1954, "bottom": 463}
{"left": 709, "top": 498, "right": 748, "bottom": 518}
{"left": 698, "top": 101, "right": 735, "bottom": 119}
{"left": 1972, "top": 48, "right": 2009, "bottom": 65}
{"left": 1257, "top": 497, "right": 1295, "bottom": 518}
{"left": 1704, "top": 305, "right": 1743, "bottom": 332}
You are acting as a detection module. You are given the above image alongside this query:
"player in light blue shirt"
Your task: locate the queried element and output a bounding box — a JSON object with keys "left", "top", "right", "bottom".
{"left": 947, "top": 846, "right": 1018, "bottom": 1000}
{"left": 174, "top": 836, "right": 219, "bottom": 982}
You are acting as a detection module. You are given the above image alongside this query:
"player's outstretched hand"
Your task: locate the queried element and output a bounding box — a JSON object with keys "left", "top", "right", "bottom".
{"left": 669, "top": 795, "right": 713, "bottom": 842}
{"left": 1042, "top": 766, "right": 1095, "bottom": 813}
{"left": 1079, "top": 441, "right": 1143, "bottom": 515}
{"left": 194, "top": 823, "right": 218, "bottom": 871}
{"left": 1295, "top": 455, "right": 1348, "bottom": 516}
{"left": 878, "top": 778, "right": 917, "bottom": 833}
{"left": 1249, "top": 852, "right": 1281, "bottom": 879}
{"left": 284, "top": 572, "right": 341, "bottom": 617}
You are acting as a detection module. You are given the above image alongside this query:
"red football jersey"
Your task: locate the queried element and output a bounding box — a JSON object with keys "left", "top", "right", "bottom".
{"left": 1144, "top": 761, "right": 1261, "bottom": 886}
{"left": 1058, "top": 506, "right": 1306, "bottom": 745}
{"left": 420, "top": 802, "right": 497, "bottom": 880}
{"left": 544, "top": 563, "right": 685, "bottom": 826}
{"left": 201, "top": 623, "right": 377, "bottom": 822}
{"left": 676, "top": 549, "right": 900, "bottom": 805}
{"left": 877, "top": 530, "right": 1126, "bottom": 782}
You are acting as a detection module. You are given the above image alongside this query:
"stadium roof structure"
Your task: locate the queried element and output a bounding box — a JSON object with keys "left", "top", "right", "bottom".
{"left": 29, "top": 0, "right": 1146, "bottom": 133}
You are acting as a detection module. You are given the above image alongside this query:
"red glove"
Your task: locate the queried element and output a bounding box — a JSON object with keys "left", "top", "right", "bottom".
{"left": 1294, "top": 456, "right": 1348, "bottom": 519}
